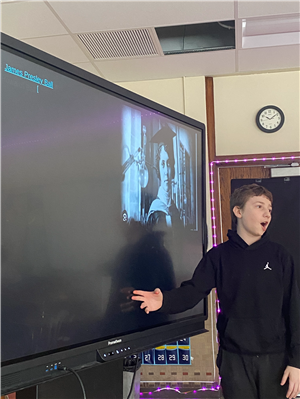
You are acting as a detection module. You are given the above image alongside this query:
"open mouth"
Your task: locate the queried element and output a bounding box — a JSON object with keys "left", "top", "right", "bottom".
{"left": 261, "top": 222, "right": 268, "bottom": 231}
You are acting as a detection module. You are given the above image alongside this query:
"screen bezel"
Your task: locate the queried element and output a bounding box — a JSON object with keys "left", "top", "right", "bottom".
{"left": 1, "top": 32, "right": 208, "bottom": 395}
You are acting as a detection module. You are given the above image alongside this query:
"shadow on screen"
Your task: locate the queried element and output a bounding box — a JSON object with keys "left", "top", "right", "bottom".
{"left": 100, "top": 219, "right": 177, "bottom": 337}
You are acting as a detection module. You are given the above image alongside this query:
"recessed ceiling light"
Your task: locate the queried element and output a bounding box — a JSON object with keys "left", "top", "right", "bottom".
{"left": 242, "top": 15, "right": 300, "bottom": 49}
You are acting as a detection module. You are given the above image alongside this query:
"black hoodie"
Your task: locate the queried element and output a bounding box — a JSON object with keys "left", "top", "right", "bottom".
{"left": 161, "top": 230, "right": 300, "bottom": 369}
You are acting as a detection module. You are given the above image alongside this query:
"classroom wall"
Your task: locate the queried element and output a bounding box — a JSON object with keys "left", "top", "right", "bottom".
{"left": 213, "top": 71, "right": 300, "bottom": 156}
{"left": 120, "top": 70, "right": 300, "bottom": 158}
{"left": 120, "top": 76, "right": 207, "bottom": 122}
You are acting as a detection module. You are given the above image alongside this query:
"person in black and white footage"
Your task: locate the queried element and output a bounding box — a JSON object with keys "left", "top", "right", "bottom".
{"left": 147, "top": 125, "right": 181, "bottom": 228}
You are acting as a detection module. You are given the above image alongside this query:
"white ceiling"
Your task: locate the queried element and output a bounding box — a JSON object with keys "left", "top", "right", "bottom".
{"left": 1, "top": 1, "right": 300, "bottom": 83}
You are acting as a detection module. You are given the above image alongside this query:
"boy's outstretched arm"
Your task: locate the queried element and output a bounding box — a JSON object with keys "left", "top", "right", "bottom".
{"left": 131, "top": 288, "right": 163, "bottom": 314}
{"left": 281, "top": 365, "right": 300, "bottom": 399}
{"left": 131, "top": 250, "right": 217, "bottom": 315}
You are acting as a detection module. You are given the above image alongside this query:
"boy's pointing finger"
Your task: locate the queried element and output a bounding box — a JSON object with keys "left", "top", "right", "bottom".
{"left": 132, "top": 290, "right": 146, "bottom": 295}
{"left": 131, "top": 295, "right": 145, "bottom": 301}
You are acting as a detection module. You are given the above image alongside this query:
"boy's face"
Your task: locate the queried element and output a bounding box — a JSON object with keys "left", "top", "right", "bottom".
{"left": 233, "top": 195, "right": 272, "bottom": 244}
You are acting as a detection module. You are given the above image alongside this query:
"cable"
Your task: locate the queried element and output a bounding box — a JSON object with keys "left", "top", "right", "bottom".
{"left": 217, "top": 21, "right": 235, "bottom": 30}
{"left": 126, "top": 354, "right": 139, "bottom": 399}
{"left": 58, "top": 366, "right": 87, "bottom": 399}
{"left": 68, "top": 368, "right": 87, "bottom": 399}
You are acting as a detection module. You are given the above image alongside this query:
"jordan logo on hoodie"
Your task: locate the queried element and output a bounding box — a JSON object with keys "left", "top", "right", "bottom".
{"left": 264, "top": 262, "right": 272, "bottom": 271}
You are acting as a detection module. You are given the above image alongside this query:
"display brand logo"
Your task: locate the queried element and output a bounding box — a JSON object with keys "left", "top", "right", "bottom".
{"left": 264, "top": 262, "right": 272, "bottom": 271}
{"left": 108, "top": 339, "right": 122, "bottom": 346}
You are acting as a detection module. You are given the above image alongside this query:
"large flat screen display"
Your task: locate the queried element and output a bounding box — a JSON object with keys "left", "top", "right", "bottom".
{"left": 1, "top": 33, "right": 207, "bottom": 394}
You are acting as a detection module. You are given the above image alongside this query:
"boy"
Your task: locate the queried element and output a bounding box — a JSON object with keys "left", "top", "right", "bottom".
{"left": 132, "top": 184, "right": 300, "bottom": 399}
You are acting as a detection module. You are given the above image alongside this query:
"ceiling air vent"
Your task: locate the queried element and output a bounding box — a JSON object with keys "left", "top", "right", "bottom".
{"left": 78, "top": 28, "right": 161, "bottom": 60}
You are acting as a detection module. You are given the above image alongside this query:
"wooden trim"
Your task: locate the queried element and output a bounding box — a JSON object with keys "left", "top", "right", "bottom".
{"left": 205, "top": 77, "right": 222, "bottom": 246}
{"left": 210, "top": 162, "right": 222, "bottom": 244}
{"left": 205, "top": 77, "right": 216, "bottom": 163}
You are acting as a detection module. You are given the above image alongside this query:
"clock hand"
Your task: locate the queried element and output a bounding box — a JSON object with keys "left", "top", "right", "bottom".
{"left": 269, "top": 113, "right": 278, "bottom": 119}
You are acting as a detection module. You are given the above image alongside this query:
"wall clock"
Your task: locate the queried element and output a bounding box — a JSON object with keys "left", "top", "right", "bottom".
{"left": 256, "top": 105, "right": 285, "bottom": 133}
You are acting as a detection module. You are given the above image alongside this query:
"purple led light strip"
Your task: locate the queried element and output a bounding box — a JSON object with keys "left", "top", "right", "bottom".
{"left": 211, "top": 154, "right": 300, "bottom": 345}
{"left": 139, "top": 384, "right": 221, "bottom": 395}
{"left": 209, "top": 155, "right": 300, "bottom": 248}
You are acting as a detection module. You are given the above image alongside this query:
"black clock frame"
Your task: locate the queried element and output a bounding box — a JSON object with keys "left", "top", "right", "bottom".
{"left": 256, "top": 105, "right": 285, "bottom": 133}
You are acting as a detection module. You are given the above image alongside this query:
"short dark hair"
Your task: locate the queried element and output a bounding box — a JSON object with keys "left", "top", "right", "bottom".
{"left": 155, "top": 143, "right": 175, "bottom": 180}
{"left": 230, "top": 184, "right": 273, "bottom": 227}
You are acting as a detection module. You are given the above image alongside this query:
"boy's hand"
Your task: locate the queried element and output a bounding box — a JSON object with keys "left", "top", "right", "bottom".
{"left": 281, "top": 365, "right": 300, "bottom": 399}
{"left": 131, "top": 288, "right": 163, "bottom": 314}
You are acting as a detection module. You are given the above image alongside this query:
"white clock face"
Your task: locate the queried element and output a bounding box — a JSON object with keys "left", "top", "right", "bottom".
{"left": 259, "top": 108, "right": 282, "bottom": 130}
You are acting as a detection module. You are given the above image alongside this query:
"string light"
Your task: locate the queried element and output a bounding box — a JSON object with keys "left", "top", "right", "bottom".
{"left": 131, "top": 154, "right": 298, "bottom": 397}
{"left": 140, "top": 384, "right": 220, "bottom": 396}
{"left": 210, "top": 154, "right": 300, "bottom": 346}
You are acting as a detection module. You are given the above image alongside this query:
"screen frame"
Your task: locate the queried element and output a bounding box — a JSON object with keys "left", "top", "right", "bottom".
{"left": 1, "top": 32, "right": 208, "bottom": 395}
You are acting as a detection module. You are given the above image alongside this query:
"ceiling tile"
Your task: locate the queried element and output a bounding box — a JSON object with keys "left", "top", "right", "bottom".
{"left": 237, "top": 0, "right": 300, "bottom": 18}
{"left": 23, "top": 35, "right": 90, "bottom": 64}
{"left": 238, "top": 45, "right": 300, "bottom": 72}
{"left": 1, "top": 0, "right": 297, "bottom": 82}
{"left": 48, "top": 1, "right": 235, "bottom": 34}
{"left": 1, "top": 1, "right": 68, "bottom": 39}
{"left": 95, "top": 50, "right": 236, "bottom": 82}
{"left": 1, "top": 0, "right": 20, "bottom": 3}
